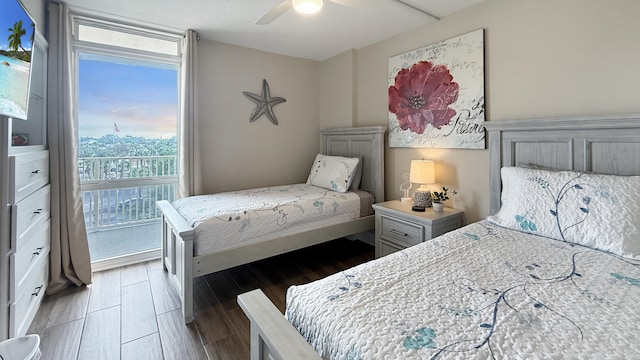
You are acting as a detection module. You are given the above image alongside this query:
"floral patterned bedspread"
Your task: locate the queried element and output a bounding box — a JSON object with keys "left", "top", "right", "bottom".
{"left": 286, "top": 221, "right": 640, "bottom": 359}
{"left": 172, "top": 184, "right": 365, "bottom": 256}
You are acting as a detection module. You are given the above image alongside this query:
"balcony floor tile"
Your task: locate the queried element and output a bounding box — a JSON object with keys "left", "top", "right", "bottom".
{"left": 88, "top": 221, "right": 161, "bottom": 261}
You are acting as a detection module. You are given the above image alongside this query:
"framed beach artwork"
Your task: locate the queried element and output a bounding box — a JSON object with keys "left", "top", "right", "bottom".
{"left": 388, "top": 29, "right": 485, "bottom": 149}
{"left": 0, "top": 0, "right": 36, "bottom": 120}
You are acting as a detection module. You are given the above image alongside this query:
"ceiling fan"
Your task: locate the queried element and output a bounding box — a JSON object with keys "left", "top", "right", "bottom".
{"left": 255, "top": 0, "right": 361, "bottom": 25}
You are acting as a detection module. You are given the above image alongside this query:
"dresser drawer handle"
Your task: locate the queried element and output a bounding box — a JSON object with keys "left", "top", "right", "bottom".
{"left": 32, "top": 285, "right": 44, "bottom": 297}
{"left": 33, "top": 247, "right": 44, "bottom": 255}
{"left": 390, "top": 229, "right": 408, "bottom": 237}
{"left": 33, "top": 208, "right": 43, "bottom": 214}
{"left": 31, "top": 169, "right": 42, "bottom": 174}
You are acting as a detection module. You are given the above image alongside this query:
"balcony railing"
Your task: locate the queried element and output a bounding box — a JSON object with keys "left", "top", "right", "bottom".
{"left": 79, "top": 155, "right": 178, "bottom": 230}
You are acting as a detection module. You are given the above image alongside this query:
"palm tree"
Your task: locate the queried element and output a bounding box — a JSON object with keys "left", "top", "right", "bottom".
{"left": 7, "top": 20, "right": 29, "bottom": 60}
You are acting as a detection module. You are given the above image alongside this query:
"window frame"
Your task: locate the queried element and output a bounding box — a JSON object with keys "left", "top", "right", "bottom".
{"left": 71, "top": 13, "right": 184, "bottom": 170}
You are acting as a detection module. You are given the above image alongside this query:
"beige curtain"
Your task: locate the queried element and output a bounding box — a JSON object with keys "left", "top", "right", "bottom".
{"left": 47, "top": 2, "right": 92, "bottom": 293}
{"left": 178, "top": 29, "right": 202, "bottom": 198}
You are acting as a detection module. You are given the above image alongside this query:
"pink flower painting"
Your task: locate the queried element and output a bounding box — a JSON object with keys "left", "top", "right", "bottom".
{"left": 388, "top": 61, "right": 459, "bottom": 134}
{"left": 388, "top": 30, "right": 485, "bottom": 149}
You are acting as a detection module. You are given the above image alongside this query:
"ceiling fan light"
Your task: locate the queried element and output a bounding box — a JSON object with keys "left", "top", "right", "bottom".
{"left": 292, "top": 0, "right": 323, "bottom": 14}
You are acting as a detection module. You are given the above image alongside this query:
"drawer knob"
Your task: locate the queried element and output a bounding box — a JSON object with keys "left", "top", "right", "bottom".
{"left": 390, "top": 229, "right": 408, "bottom": 237}
{"left": 31, "top": 169, "right": 42, "bottom": 174}
{"left": 33, "top": 208, "right": 43, "bottom": 214}
{"left": 33, "top": 247, "right": 43, "bottom": 255}
{"left": 32, "top": 284, "right": 44, "bottom": 297}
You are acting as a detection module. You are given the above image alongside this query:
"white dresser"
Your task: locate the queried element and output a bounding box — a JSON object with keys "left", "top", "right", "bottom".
{"left": 8, "top": 151, "right": 50, "bottom": 337}
{"left": 0, "top": 31, "right": 49, "bottom": 340}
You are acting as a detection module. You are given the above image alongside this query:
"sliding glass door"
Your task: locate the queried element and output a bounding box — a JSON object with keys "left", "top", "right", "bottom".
{"left": 74, "top": 20, "right": 181, "bottom": 269}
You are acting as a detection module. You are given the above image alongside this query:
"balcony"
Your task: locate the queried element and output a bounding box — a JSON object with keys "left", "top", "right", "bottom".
{"left": 79, "top": 155, "right": 178, "bottom": 265}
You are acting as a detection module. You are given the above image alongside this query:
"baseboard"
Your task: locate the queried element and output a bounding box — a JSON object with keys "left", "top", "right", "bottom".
{"left": 91, "top": 248, "right": 161, "bottom": 272}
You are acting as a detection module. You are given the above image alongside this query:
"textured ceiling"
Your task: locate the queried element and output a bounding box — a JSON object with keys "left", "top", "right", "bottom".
{"left": 60, "top": 0, "right": 485, "bottom": 60}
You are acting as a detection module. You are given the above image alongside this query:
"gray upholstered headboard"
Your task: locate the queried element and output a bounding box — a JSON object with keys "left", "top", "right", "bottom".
{"left": 486, "top": 114, "right": 640, "bottom": 215}
{"left": 321, "top": 126, "right": 386, "bottom": 204}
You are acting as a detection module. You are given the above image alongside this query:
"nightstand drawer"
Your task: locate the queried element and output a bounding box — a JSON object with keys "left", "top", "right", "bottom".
{"left": 432, "top": 217, "right": 463, "bottom": 238}
{"left": 379, "top": 240, "right": 405, "bottom": 257}
{"left": 380, "top": 215, "right": 424, "bottom": 247}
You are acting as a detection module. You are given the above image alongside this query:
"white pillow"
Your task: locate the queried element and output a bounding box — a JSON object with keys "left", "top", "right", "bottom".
{"left": 349, "top": 156, "right": 363, "bottom": 190}
{"left": 306, "top": 154, "right": 359, "bottom": 193}
{"left": 487, "top": 166, "right": 640, "bottom": 258}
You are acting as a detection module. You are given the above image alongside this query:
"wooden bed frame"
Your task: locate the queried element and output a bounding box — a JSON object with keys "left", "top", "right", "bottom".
{"left": 237, "top": 113, "right": 640, "bottom": 360}
{"left": 157, "top": 126, "right": 386, "bottom": 324}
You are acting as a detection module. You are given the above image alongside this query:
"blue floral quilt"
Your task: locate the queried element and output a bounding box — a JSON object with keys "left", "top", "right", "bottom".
{"left": 286, "top": 221, "right": 640, "bottom": 359}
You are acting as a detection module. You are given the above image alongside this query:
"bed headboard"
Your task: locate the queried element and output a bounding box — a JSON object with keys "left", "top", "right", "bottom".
{"left": 486, "top": 114, "right": 640, "bottom": 215}
{"left": 321, "top": 126, "right": 386, "bottom": 203}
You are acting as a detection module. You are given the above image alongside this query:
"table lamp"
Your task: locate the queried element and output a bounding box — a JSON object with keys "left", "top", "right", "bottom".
{"left": 410, "top": 159, "right": 435, "bottom": 210}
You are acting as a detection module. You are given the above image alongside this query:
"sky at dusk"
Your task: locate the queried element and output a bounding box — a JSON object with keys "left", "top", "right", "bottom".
{"left": 78, "top": 55, "right": 178, "bottom": 139}
{"left": 1, "top": 0, "right": 34, "bottom": 51}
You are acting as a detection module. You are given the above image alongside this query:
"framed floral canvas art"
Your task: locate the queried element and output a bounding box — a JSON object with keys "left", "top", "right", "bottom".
{"left": 388, "top": 29, "right": 485, "bottom": 149}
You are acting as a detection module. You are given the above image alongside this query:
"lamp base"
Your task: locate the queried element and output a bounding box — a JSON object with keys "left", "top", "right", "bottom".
{"left": 400, "top": 197, "right": 412, "bottom": 203}
{"left": 414, "top": 189, "right": 432, "bottom": 208}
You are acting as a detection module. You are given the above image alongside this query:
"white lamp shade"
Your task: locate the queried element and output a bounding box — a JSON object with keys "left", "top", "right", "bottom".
{"left": 409, "top": 160, "right": 435, "bottom": 185}
{"left": 292, "top": 0, "right": 323, "bottom": 14}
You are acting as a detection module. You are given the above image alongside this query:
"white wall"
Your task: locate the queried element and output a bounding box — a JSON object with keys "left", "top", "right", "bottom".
{"left": 324, "top": 0, "right": 640, "bottom": 223}
{"left": 318, "top": 49, "right": 357, "bottom": 129}
{"left": 197, "top": 40, "right": 320, "bottom": 193}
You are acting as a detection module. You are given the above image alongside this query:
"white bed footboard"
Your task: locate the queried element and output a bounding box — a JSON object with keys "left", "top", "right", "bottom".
{"left": 157, "top": 199, "right": 196, "bottom": 323}
{"left": 238, "top": 289, "right": 321, "bottom": 360}
{"left": 158, "top": 197, "right": 373, "bottom": 324}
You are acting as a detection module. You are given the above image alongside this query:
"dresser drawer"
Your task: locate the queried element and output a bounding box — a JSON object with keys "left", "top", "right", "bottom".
{"left": 9, "top": 252, "right": 48, "bottom": 337}
{"left": 380, "top": 214, "right": 424, "bottom": 247}
{"left": 11, "top": 184, "right": 50, "bottom": 252}
{"left": 10, "top": 219, "right": 50, "bottom": 302}
{"left": 9, "top": 150, "right": 49, "bottom": 203}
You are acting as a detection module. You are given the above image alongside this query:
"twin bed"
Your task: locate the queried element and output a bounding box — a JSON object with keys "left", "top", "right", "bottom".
{"left": 156, "top": 126, "right": 386, "bottom": 323}
{"left": 237, "top": 114, "right": 640, "bottom": 359}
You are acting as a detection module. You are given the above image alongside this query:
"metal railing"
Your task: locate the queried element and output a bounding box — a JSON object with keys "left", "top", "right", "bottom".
{"left": 79, "top": 155, "right": 178, "bottom": 230}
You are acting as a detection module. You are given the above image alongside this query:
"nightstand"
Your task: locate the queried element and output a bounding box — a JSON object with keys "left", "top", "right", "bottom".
{"left": 372, "top": 200, "right": 463, "bottom": 258}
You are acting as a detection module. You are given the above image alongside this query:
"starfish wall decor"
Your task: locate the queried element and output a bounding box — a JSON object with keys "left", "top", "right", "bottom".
{"left": 242, "top": 79, "right": 286, "bottom": 125}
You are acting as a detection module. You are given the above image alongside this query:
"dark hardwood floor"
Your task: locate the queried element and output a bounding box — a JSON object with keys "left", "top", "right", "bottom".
{"left": 28, "top": 238, "right": 374, "bottom": 359}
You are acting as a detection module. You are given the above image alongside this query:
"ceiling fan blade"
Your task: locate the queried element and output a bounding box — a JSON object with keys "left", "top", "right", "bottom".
{"left": 255, "top": 0, "right": 291, "bottom": 25}
{"left": 328, "top": 0, "right": 362, "bottom": 8}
